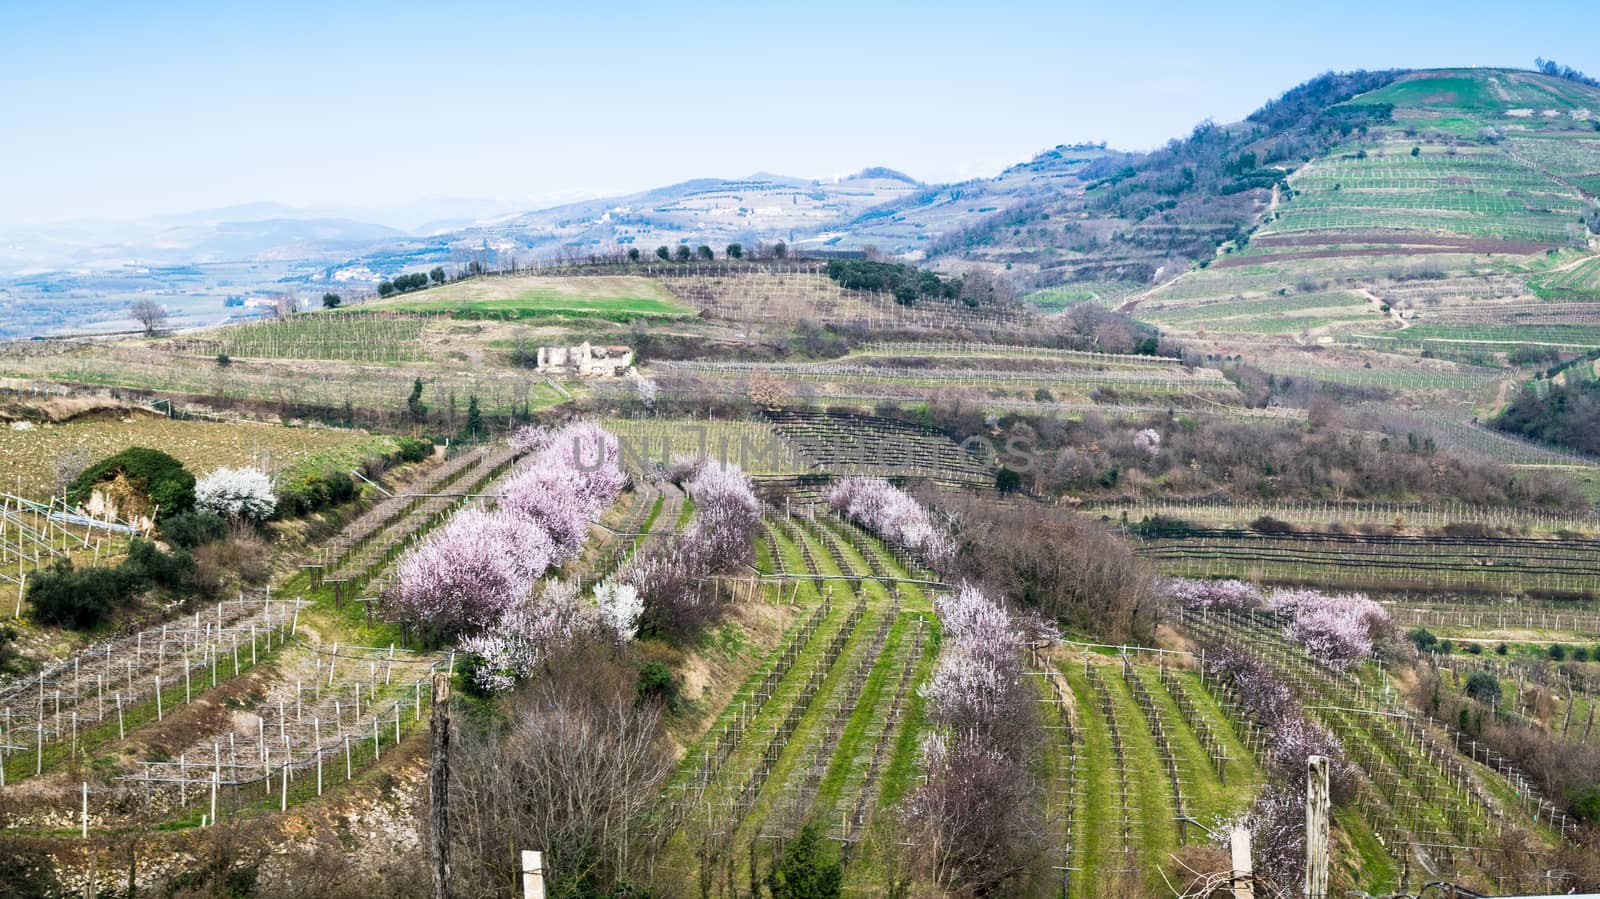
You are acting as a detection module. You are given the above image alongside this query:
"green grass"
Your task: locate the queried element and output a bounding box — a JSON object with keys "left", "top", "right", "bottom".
{"left": 1344, "top": 69, "right": 1600, "bottom": 134}
{"left": 1532, "top": 255, "right": 1600, "bottom": 300}
{"left": 1024, "top": 281, "right": 1141, "bottom": 311}
{"left": 1063, "top": 664, "right": 1126, "bottom": 896}
{"left": 372, "top": 274, "right": 694, "bottom": 320}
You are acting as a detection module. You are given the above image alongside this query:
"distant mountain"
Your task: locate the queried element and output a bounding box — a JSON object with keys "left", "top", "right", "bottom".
{"left": 8, "top": 64, "right": 1599, "bottom": 340}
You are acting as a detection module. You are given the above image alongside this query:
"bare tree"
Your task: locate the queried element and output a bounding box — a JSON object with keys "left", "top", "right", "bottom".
{"left": 129, "top": 299, "right": 168, "bottom": 336}
{"left": 446, "top": 642, "right": 673, "bottom": 898}
{"left": 271, "top": 293, "right": 301, "bottom": 319}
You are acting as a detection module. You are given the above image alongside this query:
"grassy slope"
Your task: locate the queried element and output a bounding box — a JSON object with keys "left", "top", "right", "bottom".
{"left": 368, "top": 274, "right": 694, "bottom": 319}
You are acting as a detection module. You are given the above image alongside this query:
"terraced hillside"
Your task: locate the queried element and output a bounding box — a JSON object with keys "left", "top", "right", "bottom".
{"left": 1130, "top": 69, "right": 1600, "bottom": 351}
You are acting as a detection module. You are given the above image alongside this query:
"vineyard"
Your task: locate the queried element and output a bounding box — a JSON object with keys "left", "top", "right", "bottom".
{"left": 1140, "top": 291, "right": 1377, "bottom": 335}
{"left": 0, "top": 346, "right": 568, "bottom": 421}
{"left": 651, "top": 357, "right": 1239, "bottom": 405}
{"left": 653, "top": 511, "right": 940, "bottom": 894}
{"left": 163, "top": 314, "right": 430, "bottom": 363}
{"left": 4, "top": 403, "right": 1600, "bottom": 894}
{"left": 1133, "top": 527, "right": 1600, "bottom": 595}
{"left": 764, "top": 410, "right": 993, "bottom": 487}
{"left": 651, "top": 264, "right": 1036, "bottom": 333}
{"left": 1179, "top": 605, "right": 1572, "bottom": 893}
{"left": 1259, "top": 142, "right": 1588, "bottom": 245}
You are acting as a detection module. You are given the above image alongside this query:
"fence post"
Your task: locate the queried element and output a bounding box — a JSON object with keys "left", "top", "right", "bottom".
{"left": 1305, "top": 755, "right": 1329, "bottom": 899}
{"left": 520, "top": 850, "right": 546, "bottom": 899}
{"left": 1230, "top": 826, "right": 1253, "bottom": 899}
{"left": 430, "top": 672, "right": 451, "bottom": 899}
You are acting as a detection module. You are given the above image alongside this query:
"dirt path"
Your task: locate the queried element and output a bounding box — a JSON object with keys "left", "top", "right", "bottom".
{"left": 1358, "top": 287, "right": 1410, "bottom": 329}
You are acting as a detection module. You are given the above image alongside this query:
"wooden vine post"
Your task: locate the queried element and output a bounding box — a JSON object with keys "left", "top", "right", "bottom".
{"left": 1229, "top": 826, "right": 1253, "bottom": 899}
{"left": 1305, "top": 755, "right": 1329, "bottom": 899}
{"left": 429, "top": 672, "right": 451, "bottom": 899}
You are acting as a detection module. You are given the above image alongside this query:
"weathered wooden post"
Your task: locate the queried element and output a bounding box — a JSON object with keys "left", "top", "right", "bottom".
{"left": 520, "top": 850, "right": 546, "bottom": 899}
{"left": 1305, "top": 755, "right": 1329, "bottom": 899}
{"left": 430, "top": 672, "right": 451, "bottom": 899}
{"left": 1230, "top": 826, "right": 1253, "bottom": 899}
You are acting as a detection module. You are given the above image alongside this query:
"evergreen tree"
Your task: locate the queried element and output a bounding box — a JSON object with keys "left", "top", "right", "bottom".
{"left": 765, "top": 823, "right": 841, "bottom": 899}
{"left": 407, "top": 378, "right": 428, "bottom": 423}
{"left": 464, "top": 395, "right": 483, "bottom": 440}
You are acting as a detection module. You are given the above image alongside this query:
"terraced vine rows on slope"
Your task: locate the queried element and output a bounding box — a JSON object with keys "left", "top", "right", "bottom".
{"left": 0, "top": 436, "right": 644, "bottom": 837}
{"left": 1134, "top": 528, "right": 1600, "bottom": 595}
{"left": 764, "top": 410, "right": 992, "bottom": 486}
{"left": 1181, "top": 607, "right": 1568, "bottom": 890}
{"left": 1045, "top": 647, "right": 1267, "bottom": 897}
{"left": 653, "top": 511, "right": 938, "bottom": 896}
{"left": 0, "top": 594, "right": 298, "bottom": 785}
{"left": 313, "top": 444, "right": 521, "bottom": 600}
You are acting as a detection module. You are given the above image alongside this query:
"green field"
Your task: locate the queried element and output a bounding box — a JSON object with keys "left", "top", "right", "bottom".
{"left": 1533, "top": 255, "right": 1600, "bottom": 300}
{"left": 371, "top": 274, "right": 695, "bottom": 320}
{"left": 1345, "top": 69, "right": 1600, "bottom": 135}
{"left": 1024, "top": 281, "right": 1141, "bottom": 311}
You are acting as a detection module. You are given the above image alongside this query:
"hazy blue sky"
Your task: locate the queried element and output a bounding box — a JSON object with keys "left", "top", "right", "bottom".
{"left": 2, "top": 0, "right": 1595, "bottom": 227}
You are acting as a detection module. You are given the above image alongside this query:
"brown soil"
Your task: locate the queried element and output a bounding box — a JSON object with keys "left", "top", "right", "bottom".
{"left": 1248, "top": 232, "right": 1555, "bottom": 254}
{"left": 1215, "top": 241, "right": 1552, "bottom": 268}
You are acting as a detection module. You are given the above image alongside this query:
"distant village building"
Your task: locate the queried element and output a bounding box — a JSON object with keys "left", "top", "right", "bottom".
{"left": 535, "top": 342, "right": 634, "bottom": 377}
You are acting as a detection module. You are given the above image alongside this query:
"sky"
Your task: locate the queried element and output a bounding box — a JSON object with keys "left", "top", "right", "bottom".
{"left": 1, "top": 0, "right": 1597, "bottom": 228}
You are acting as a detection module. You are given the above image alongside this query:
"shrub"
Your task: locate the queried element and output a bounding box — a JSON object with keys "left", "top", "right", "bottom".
{"left": 194, "top": 532, "right": 273, "bottom": 591}
{"left": 28, "top": 561, "right": 131, "bottom": 629}
{"left": 395, "top": 437, "right": 433, "bottom": 463}
{"left": 124, "top": 537, "right": 196, "bottom": 591}
{"left": 0, "top": 844, "right": 61, "bottom": 898}
{"left": 1408, "top": 627, "right": 1438, "bottom": 651}
{"left": 69, "top": 447, "right": 195, "bottom": 521}
{"left": 1465, "top": 670, "right": 1502, "bottom": 704}
{"left": 29, "top": 537, "right": 196, "bottom": 630}
{"left": 162, "top": 509, "right": 227, "bottom": 549}
{"left": 276, "top": 469, "right": 357, "bottom": 517}
{"left": 635, "top": 661, "right": 676, "bottom": 708}
{"left": 1570, "top": 787, "right": 1600, "bottom": 825}
{"left": 1550, "top": 643, "right": 1568, "bottom": 661}
{"left": 0, "top": 624, "right": 19, "bottom": 674}
{"left": 195, "top": 466, "right": 277, "bottom": 523}
{"left": 1496, "top": 642, "right": 1509, "bottom": 655}
{"left": 1249, "top": 515, "right": 1296, "bottom": 534}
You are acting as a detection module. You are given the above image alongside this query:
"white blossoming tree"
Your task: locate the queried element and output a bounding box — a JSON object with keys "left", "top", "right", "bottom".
{"left": 194, "top": 466, "right": 278, "bottom": 523}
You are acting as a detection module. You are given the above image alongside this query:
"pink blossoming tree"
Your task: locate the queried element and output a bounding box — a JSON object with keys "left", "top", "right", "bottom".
{"left": 827, "top": 477, "right": 955, "bottom": 569}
